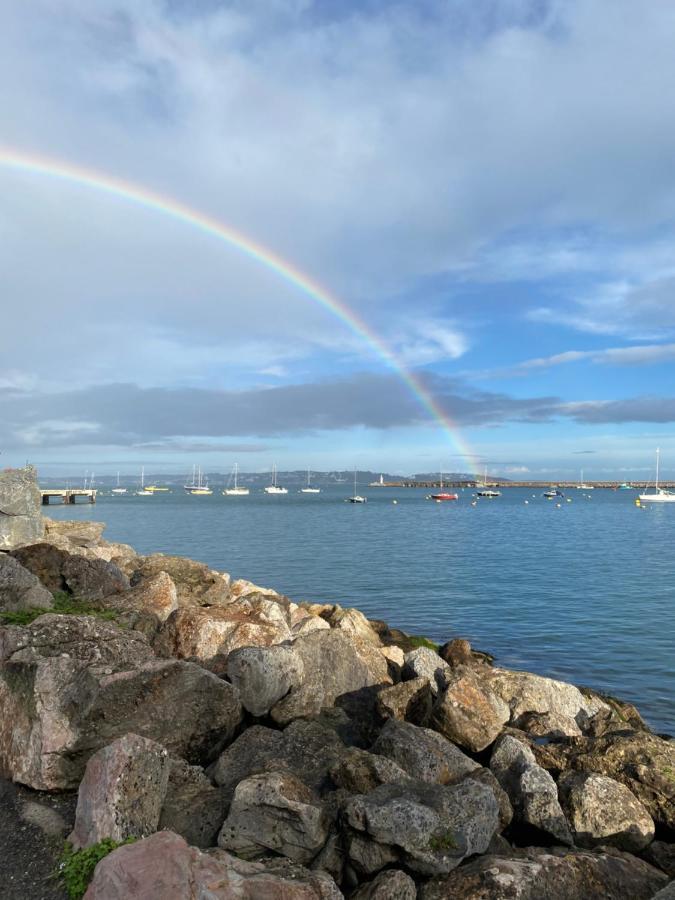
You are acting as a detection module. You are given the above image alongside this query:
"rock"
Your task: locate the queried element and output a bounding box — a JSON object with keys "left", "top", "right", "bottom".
{"left": 61, "top": 555, "right": 130, "bottom": 600}
{"left": 559, "top": 771, "right": 655, "bottom": 852}
{"left": 0, "top": 615, "right": 242, "bottom": 789}
{"left": 643, "top": 841, "right": 675, "bottom": 878}
{"left": 490, "top": 734, "right": 572, "bottom": 844}
{"left": 292, "top": 615, "right": 331, "bottom": 638}
{"left": 69, "top": 733, "right": 170, "bottom": 848}
{"left": 518, "top": 710, "right": 583, "bottom": 739}
{"left": 329, "top": 748, "right": 411, "bottom": 794}
{"left": 218, "top": 770, "right": 330, "bottom": 863}
{"left": 419, "top": 847, "right": 669, "bottom": 899}
{"left": 371, "top": 719, "right": 479, "bottom": 785}
{"left": 0, "top": 554, "right": 53, "bottom": 611}
{"left": 438, "top": 638, "right": 474, "bottom": 668}
{"left": 431, "top": 666, "right": 510, "bottom": 752}
{"left": 211, "top": 719, "right": 346, "bottom": 802}
{"left": 11, "top": 543, "right": 70, "bottom": 592}
{"left": 567, "top": 731, "right": 675, "bottom": 831}
{"left": 270, "top": 630, "right": 390, "bottom": 726}
{"left": 0, "top": 466, "right": 44, "bottom": 550}
{"left": 227, "top": 644, "right": 304, "bottom": 716}
{"left": 153, "top": 605, "right": 291, "bottom": 673}
{"left": 43, "top": 519, "right": 106, "bottom": 547}
{"left": 228, "top": 577, "right": 282, "bottom": 601}
{"left": 350, "top": 869, "right": 417, "bottom": 899}
{"left": 343, "top": 779, "right": 499, "bottom": 876}
{"left": 130, "top": 554, "right": 231, "bottom": 607}
{"left": 84, "top": 830, "right": 343, "bottom": 899}
{"left": 380, "top": 644, "right": 405, "bottom": 668}
{"left": 652, "top": 882, "right": 675, "bottom": 899}
{"left": 326, "top": 607, "right": 382, "bottom": 646}
{"left": 486, "top": 667, "right": 609, "bottom": 732}
{"left": 463, "top": 767, "right": 513, "bottom": 830}
{"left": 97, "top": 572, "right": 178, "bottom": 622}
{"left": 376, "top": 676, "right": 433, "bottom": 725}
{"left": 402, "top": 647, "right": 451, "bottom": 694}
{"left": 158, "top": 757, "right": 226, "bottom": 848}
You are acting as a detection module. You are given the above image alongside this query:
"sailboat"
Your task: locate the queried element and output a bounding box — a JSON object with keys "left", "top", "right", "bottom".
{"left": 476, "top": 466, "right": 501, "bottom": 497}
{"left": 300, "top": 469, "right": 320, "bottom": 494}
{"left": 427, "top": 469, "right": 458, "bottom": 502}
{"left": 576, "top": 469, "right": 594, "bottom": 490}
{"left": 223, "top": 463, "right": 249, "bottom": 496}
{"left": 112, "top": 471, "right": 127, "bottom": 494}
{"left": 136, "top": 467, "right": 154, "bottom": 496}
{"left": 639, "top": 449, "right": 675, "bottom": 503}
{"left": 184, "top": 465, "right": 212, "bottom": 495}
{"left": 347, "top": 469, "right": 367, "bottom": 503}
{"left": 264, "top": 464, "right": 288, "bottom": 494}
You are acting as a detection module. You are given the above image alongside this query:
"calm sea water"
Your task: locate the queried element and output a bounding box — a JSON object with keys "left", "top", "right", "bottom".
{"left": 45, "top": 485, "right": 675, "bottom": 733}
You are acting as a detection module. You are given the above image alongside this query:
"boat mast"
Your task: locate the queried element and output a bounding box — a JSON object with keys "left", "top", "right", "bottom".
{"left": 656, "top": 447, "right": 660, "bottom": 492}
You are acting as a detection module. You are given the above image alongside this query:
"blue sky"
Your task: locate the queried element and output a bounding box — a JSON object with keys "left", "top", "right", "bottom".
{"left": 2, "top": 0, "right": 675, "bottom": 479}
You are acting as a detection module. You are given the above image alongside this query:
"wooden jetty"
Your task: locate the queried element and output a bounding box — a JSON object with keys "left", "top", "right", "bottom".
{"left": 40, "top": 488, "right": 97, "bottom": 505}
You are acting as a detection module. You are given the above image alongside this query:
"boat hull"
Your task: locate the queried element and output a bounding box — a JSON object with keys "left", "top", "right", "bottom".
{"left": 429, "top": 493, "right": 458, "bottom": 501}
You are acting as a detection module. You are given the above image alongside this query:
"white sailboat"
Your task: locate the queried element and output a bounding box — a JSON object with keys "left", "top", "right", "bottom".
{"left": 112, "top": 471, "right": 127, "bottom": 494}
{"left": 476, "top": 465, "right": 501, "bottom": 497}
{"left": 576, "top": 469, "right": 594, "bottom": 490}
{"left": 347, "top": 469, "right": 367, "bottom": 503}
{"left": 300, "top": 469, "right": 320, "bottom": 494}
{"left": 136, "top": 467, "right": 154, "bottom": 496}
{"left": 639, "top": 449, "right": 675, "bottom": 503}
{"left": 264, "top": 464, "right": 288, "bottom": 494}
{"left": 223, "top": 463, "right": 249, "bottom": 496}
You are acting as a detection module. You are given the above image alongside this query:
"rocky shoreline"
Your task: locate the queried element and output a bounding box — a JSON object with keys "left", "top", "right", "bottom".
{"left": 0, "top": 467, "right": 674, "bottom": 899}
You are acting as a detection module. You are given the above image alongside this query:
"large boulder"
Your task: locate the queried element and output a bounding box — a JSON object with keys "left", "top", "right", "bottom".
{"left": 0, "top": 466, "right": 44, "bottom": 550}
{"left": 218, "top": 771, "right": 330, "bottom": 864}
{"left": 419, "top": 847, "right": 668, "bottom": 899}
{"left": 158, "top": 757, "right": 227, "bottom": 848}
{"left": 0, "top": 615, "right": 242, "bottom": 789}
{"left": 227, "top": 644, "right": 304, "bottom": 716}
{"left": 431, "top": 666, "right": 510, "bottom": 752}
{"left": 485, "top": 667, "right": 609, "bottom": 733}
{"left": 153, "top": 604, "right": 291, "bottom": 673}
{"left": 566, "top": 731, "right": 675, "bottom": 831}
{"left": 371, "top": 719, "right": 479, "bottom": 785}
{"left": 559, "top": 771, "right": 655, "bottom": 852}
{"left": 11, "top": 543, "right": 70, "bottom": 592}
{"left": 129, "top": 554, "right": 231, "bottom": 607}
{"left": 95, "top": 572, "right": 178, "bottom": 622}
{"left": 69, "top": 733, "right": 170, "bottom": 848}
{"left": 270, "top": 630, "right": 391, "bottom": 725}
{"left": 490, "top": 735, "right": 572, "bottom": 844}
{"left": 343, "top": 779, "right": 499, "bottom": 876}
{"left": 402, "top": 647, "right": 451, "bottom": 694}
{"left": 211, "top": 719, "right": 346, "bottom": 803}
{"left": 324, "top": 606, "right": 382, "bottom": 646}
{"left": 0, "top": 553, "right": 53, "bottom": 611}
{"left": 351, "top": 869, "right": 417, "bottom": 899}
{"left": 376, "top": 676, "right": 433, "bottom": 725}
{"left": 84, "top": 830, "right": 342, "bottom": 899}
{"left": 11, "top": 544, "right": 129, "bottom": 599}
{"left": 329, "top": 748, "right": 411, "bottom": 794}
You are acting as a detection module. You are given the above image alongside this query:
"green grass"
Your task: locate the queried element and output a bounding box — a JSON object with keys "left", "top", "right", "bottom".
{"left": 405, "top": 635, "right": 440, "bottom": 652}
{"left": 429, "top": 829, "right": 458, "bottom": 851}
{"left": 0, "top": 591, "right": 118, "bottom": 627}
{"left": 59, "top": 839, "right": 135, "bottom": 899}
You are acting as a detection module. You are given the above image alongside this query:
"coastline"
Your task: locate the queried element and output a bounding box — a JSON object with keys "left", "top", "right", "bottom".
{"left": 0, "top": 470, "right": 674, "bottom": 898}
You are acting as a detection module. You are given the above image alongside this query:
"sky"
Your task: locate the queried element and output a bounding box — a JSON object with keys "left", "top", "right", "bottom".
{"left": 2, "top": 0, "right": 675, "bottom": 480}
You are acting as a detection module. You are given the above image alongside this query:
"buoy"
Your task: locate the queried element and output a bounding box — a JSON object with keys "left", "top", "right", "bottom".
{"left": 524, "top": 500, "right": 529, "bottom": 504}
{"left": 471, "top": 500, "right": 477, "bottom": 506}
{"left": 556, "top": 503, "right": 561, "bottom": 508}
{"left": 392, "top": 500, "right": 398, "bottom": 504}
{"left": 566, "top": 498, "right": 572, "bottom": 503}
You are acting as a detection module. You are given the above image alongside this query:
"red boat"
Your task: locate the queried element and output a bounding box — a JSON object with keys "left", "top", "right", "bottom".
{"left": 428, "top": 492, "right": 458, "bottom": 501}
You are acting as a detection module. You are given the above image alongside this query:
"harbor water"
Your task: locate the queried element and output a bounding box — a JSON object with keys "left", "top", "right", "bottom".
{"left": 46, "top": 485, "right": 675, "bottom": 733}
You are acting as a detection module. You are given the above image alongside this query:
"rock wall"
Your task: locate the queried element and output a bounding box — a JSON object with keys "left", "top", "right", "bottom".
{"left": 0, "top": 466, "right": 44, "bottom": 550}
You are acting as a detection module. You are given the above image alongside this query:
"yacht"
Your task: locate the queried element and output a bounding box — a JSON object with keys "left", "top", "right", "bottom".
{"left": 347, "top": 470, "right": 367, "bottom": 503}
{"left": 111, "top": 472, "right": 127, "bottom": 495}
{"left": 184, "top": 465, "right": 212, "bottom": 495}
{"left": 576, "top": 470, "right": 594, "bottom": 490}
{"left": 427, "top": 470, "right": 458, "bottom": 501}
{"left": 264, "top": 464, "right": 288, "bottom": 494}
{"left": 639, "top": 449, "right": 675, "bottom": 503}
{"left": 136, "top": 467, "right": 154, "bottom": 496}
{"left": 476, "top": 466, "right": 501, "bottom": 497}
{"left": 543, "top": 487, "right": 565, "bottom": 499}
{"left": 300, "top": 469, "right": 320, "bottom": 493}
{"left": 223, "top": 463, "right": 249, "bottom": 496}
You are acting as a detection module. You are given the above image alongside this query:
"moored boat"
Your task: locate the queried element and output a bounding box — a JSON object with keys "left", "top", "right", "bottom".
{"left": 638, "top": 449, "right": 675, "bottom": 503}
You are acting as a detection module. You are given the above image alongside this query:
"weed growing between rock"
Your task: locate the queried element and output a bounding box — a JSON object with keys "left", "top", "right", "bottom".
{"left": 0, "top": 591, "right": 118, "bottom": 626}
{"left": 59, "top": 838, "right": 135, "bottom": 899}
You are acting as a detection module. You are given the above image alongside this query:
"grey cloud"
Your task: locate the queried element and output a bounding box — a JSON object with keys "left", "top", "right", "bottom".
{"left": 563, "top": 397, "right": 675, "bottom": 424}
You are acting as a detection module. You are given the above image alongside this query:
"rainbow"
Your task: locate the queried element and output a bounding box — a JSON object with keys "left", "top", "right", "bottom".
{"left": 0, "top": 147, "right": 478, "bottom": 474}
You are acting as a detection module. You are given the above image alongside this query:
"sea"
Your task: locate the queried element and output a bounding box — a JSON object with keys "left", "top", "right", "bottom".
{"left": 45, "top": 485, "right": 675, "bottom": 734}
